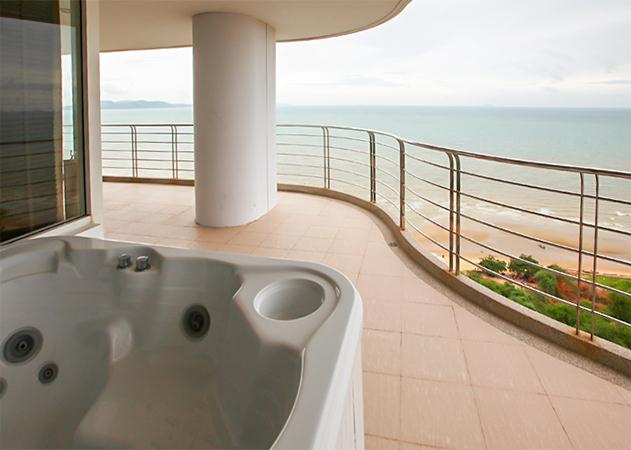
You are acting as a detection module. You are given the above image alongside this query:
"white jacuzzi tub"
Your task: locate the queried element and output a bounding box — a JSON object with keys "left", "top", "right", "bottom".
{"left": 0, "top": 237, "right": 363, "bottom": 449}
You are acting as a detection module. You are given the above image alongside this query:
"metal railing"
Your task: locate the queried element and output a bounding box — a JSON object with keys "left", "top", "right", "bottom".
{"left": 101, "top": 124, "right": 194, "bottom": 180}
{"left": 101, "top": 123, "right": 631, "bottom": 342}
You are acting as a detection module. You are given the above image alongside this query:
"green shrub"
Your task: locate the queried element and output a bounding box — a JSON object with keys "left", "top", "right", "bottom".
{"left": 478, "top": 256, "right": 507, "bottom": 274}
{"left": 543, "top": 303, "right": 576, "bottom": 326}
{"left": 547, "top": 264, "right": 567, "bottom": 273}
{"left": 467, "top": 269, "right": 631, "bottom": 350}
{"left": 609, "top": 292, "right": 631, "bottom": 324}
{"left": 508, "top": 254, "right": 539, "bottom": 279}
{"left": 534, "top": 270, "right": 559, "bottom": 296}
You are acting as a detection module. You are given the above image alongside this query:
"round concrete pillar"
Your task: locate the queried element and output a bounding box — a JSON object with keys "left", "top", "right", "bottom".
{"left": 193, "top": 13, "right": 276, "bottom": 227}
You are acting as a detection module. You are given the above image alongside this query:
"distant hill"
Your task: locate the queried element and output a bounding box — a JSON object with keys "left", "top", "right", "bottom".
{"left": 101, "top": 100, "right": 190, "bottom": 109}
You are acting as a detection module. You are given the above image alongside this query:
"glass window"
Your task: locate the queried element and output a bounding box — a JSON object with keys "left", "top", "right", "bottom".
{"left": 0, "top": 0, "right": 85, "bottom": 244}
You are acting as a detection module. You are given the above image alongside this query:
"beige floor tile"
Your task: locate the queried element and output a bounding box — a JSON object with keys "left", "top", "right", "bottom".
{"left": 190, "top": 227, "right": 241, "bottom": 243}
{"left": 217, "top": 244, "right": 256, "bottom": 255}
{"left": 363, "top": 330, "right": 401, "bottom": 375}
{"left": 323, "top": 254, "right": 363, "bottom": 279}
{"left": 339, "top": 216, "right": 374, "bottom": 229}
{"left": 284, "top": 250, "right": 327, "bottom": 263}
{"left": 365, "top": 435, "right": 400, "bottom": 450}
{"left": 551, "top": 396, "right": 631, "bottom": 450}
{"left": 357, "top": 274, "right": 404, "bottom": 302}
{"left": 364, "top": 373, "right": 401, "bottom": 440}
{"left": 365, "top": 241, "right": 396, "bottom": 256}
{"left": 258, "top": 234, "right": 300, "bottom": 250}
{"left": 475, "top": 387, "right": 572, "bottom": 450}
{"left": 337, "top": 227, "right": 373, "bottom": 242}
{"left": 228, "top": 231, "right": 269, "bottom": 247}
{"left": 401, "top": 335, "right": 469, "bottom": 383}
{"left": 463, "top": 341, "right": 544, "bottom": 393}
{"left": 188, "top": 240, "right": 222, "bottom": 251}
{"left": 364, "top": 298, "right": 402, "bottom": 332}
{"left": 399, "top": 443, "right": 443, "bottom": 450}
{"left": 293, "top": 236, "right": 333, "bottom": 252}
{"left": 400, "top": 378, "right": 485, "bottom": 449}
{"left": 453, "top": 307, "right": 518, "bottom": 345}
{"left": 304, "top": 225, "right": 340, "bottom": 239}
{"left": 361, "top": 255, "right": 406, "bottom": 277}
{"left": 249, "top": 247, "right": 288, "bottom": 258}
{"left": 327, "top": 238, "right": 368, "bottom": 256}
{"left": 401, "top": 303, "right": 459, "bottom": 338}
{"left": 525, "top": 348, "right": 624, "bottom": 403}
{"left": 619, "top": 386, "right": 631, "bottom": 406}
{"left": 402, "top": 277, "right": 453, "bottom": 305}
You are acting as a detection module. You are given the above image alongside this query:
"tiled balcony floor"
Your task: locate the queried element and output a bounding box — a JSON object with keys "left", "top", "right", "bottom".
{"left": 102, "top": 182, "right": 631, "bottom": 450}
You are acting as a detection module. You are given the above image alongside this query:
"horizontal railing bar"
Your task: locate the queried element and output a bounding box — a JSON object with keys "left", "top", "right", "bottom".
{"left": 103, "top": 123, "right": 193, "bottom": 127}
{"left": 405, "top": 152, "right": 451, "bottom": 171}
{"left": 328, "top": 176, "right": 370, "bottom": 192}
{"left": 405, "top": 186, "right": 451, "bottom": 212}
{"left": 375, "top": 191, "right": 400, "bottom": 211}
{"left": 461, "top": 190, "right": 631, "bottom": 237}
{"left": 279, "top": 124, "right": 631, "bottom": 179}
{"left": 375, "top": 165, "right": 400, "bottom": 182}
{"left": 102, "top": 148, "right": 193, "bottom": 154}
{"left": 406, "top": 202, "right": 451, "bottom": 233}
{"left": 277, "top": 152, "right": 321, "bottom": 159}
{"left": 330, "top": 166, "right": 370, "bottom": 181}
{"left": 459, "top": 168, "right": 631, "bottom": 206}
{"left": 375, "top": 178, "right": 399, "bottom": 196}
{"left": 405, "top": 170, "right": 451, "bottom": 192}
{"left": 458, "top": 210, "right": 631, "bottom": 267}
{"left": 278, "top": 172, "right": 323, "bottom": 181}
{"left": 406, "top": 219, "right": 451, "bottom": 253}
{"left": 277, "top": 162, "right": 323, "bottom": 171}
{"left": 459, "top": 232, "right": 631, "bottom": 297}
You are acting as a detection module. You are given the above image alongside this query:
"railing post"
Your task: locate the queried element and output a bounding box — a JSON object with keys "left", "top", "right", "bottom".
{"left": 129, "top": 125, "right": 138, "bottom": 177}
{"left": 576, "top": 173, "right": 585, "bottom": 335}
{"left": 399, "top": 140, "right": 406, "bottom": 230}
{"left": 322, "top": 127, "right": 327, "bottom": 188}
{"left": 448, "top": 153, "right": 455, "bottom": 273}
{"left": 170, "top": 125, "right": 176, "bottom": 179}
{"left": 590, "top": 174, "right": 600, "bottom": 340}
{"left": 369, "top": 131, "right": 376, "bottom": 202}
{"left": 454, "top": 155, "right": 462, "bottom": 275}
{"left": 326, "top": 128, "right": 331, "bottom": 189}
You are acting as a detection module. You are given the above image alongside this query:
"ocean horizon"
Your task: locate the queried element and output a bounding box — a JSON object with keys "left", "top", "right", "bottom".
{"left": 102, "top": 104, "right": 631, "bottom": 171}
{"left": 100, "top": 104, "right": 631, "bottom": 272}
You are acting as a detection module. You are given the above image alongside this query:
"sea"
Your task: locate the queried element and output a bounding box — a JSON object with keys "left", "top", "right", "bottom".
{"left": 100, "top": 105, "right": 631, "bottom": 271}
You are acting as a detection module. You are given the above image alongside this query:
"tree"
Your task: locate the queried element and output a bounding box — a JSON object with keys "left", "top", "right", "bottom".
{"left": 508, "top": 254, "right": 539, "bottom": 279}
{"left": 534, "top": 270, "right": 559, "bottom": 296}
{"left": 478, "top": 255, "right": 507, "bottom": 274}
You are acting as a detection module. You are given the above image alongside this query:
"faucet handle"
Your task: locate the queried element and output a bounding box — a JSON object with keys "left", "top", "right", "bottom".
{"left": 135, "top": 256, "right": 151, "bottom": 272}
{"left": 117, "top": 253, "right": 131, "bottom": 269}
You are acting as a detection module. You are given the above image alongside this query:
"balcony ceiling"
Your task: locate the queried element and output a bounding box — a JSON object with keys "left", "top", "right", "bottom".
{"left": 100, "top": 0, "right": 411, "bottom": 52}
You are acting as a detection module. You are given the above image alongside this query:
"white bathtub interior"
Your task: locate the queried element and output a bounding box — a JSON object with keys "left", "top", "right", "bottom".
{"left": 0, "top": 237, "right": 363, "bottom": 449}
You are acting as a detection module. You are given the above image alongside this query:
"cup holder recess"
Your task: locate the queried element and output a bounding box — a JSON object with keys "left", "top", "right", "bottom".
{"left": 254, "top": 279, "right": 324, "bottom": 321}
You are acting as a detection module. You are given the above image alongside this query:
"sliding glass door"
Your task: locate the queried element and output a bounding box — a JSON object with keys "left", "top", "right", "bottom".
{"left": 0, "top": 0, "right": 85, "bottom": 244}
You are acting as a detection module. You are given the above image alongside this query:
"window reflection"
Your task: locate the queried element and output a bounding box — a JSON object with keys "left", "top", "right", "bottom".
{"left": 0, "top": 0, "right": 85, "bottom": 243}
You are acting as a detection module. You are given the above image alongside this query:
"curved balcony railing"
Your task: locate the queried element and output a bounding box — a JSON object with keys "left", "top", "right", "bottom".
{"left": 100, "top": 123, "right": 631, "bottom": 348}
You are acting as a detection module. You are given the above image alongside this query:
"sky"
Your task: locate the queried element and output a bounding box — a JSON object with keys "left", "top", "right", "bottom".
{"left": 100, "top": 0, "right": 631, "bottom": 107}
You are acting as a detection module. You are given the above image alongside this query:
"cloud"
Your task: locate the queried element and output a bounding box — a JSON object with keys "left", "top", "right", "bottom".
{"left": 587, "top": 79, "right": 631, "bottom": 85}
{"left": 99, "top": 0, "right": 631, "bottom": 107}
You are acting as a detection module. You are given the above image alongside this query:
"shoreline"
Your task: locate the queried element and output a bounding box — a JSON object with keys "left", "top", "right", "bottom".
{"left": 415, "top": 223, "right": 631, "bottom": 278}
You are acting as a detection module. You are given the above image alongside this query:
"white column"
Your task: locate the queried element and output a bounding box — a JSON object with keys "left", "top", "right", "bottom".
{"left": 192, "top": 13, "right": 277, "bottom": 227}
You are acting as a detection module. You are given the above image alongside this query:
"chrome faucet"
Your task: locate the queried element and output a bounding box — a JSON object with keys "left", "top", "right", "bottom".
{"left": 135, "top": 256, "right": 151, "bottom": 272}
{"left": 117, "top": 253, "right": 131, "bottom": 269}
